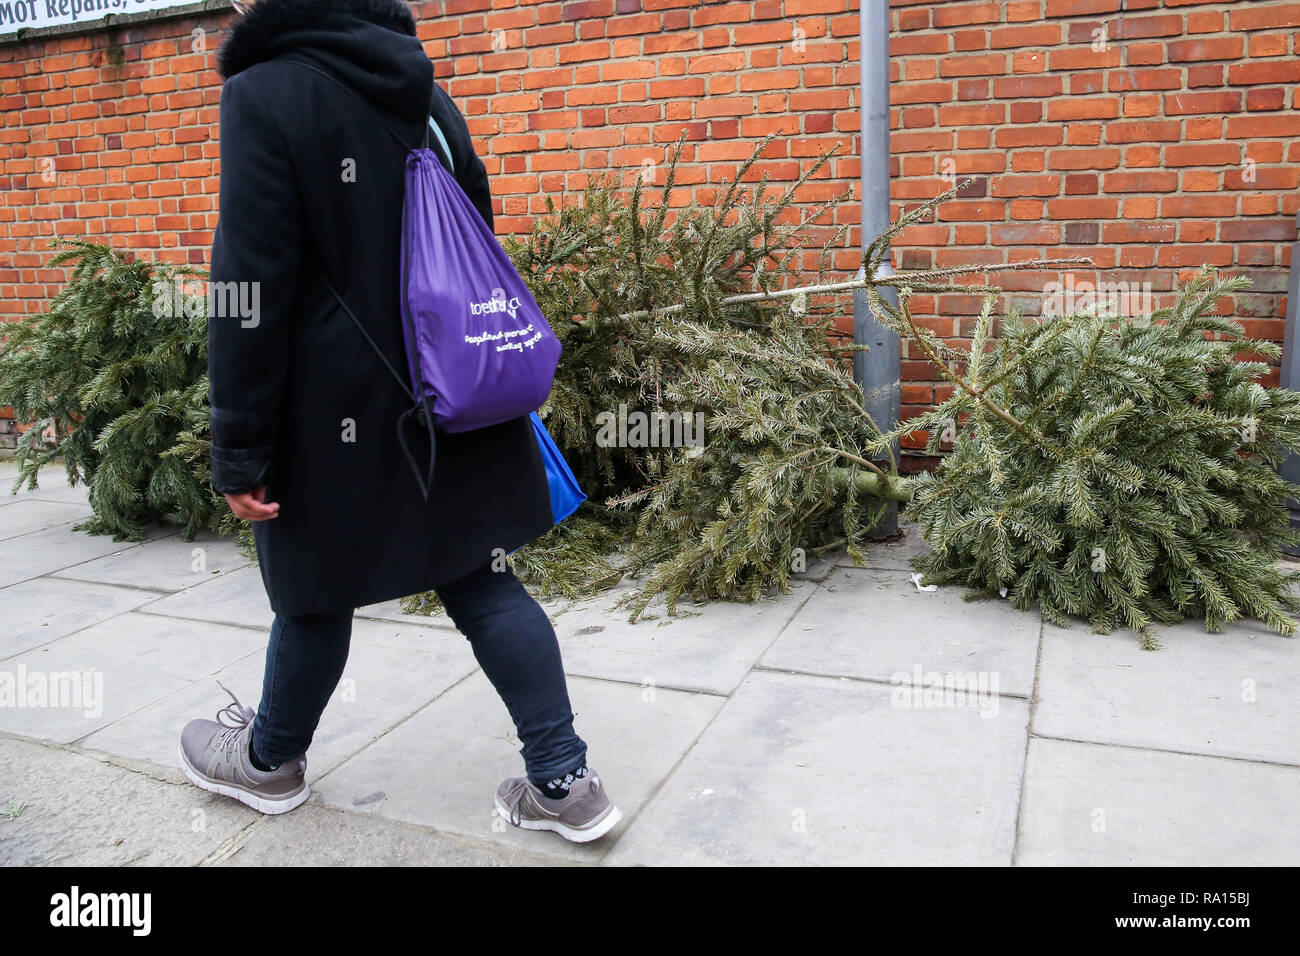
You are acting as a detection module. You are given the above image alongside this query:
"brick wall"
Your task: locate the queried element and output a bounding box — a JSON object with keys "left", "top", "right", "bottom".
{"left": 1, "top": 0, "right": 1297, "bottom": 457}
{"left": 888, "top": 0, "right": 1299, "bottom": 453}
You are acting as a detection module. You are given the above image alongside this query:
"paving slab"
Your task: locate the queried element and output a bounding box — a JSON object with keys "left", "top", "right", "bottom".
{"left": 51, "top": 529, "right": 252, "bottom": 593}
{"left": 0, "top": 735, "right": 254, "bottom": 866}
{"left": 38, "top": 610, "right": 267, "bottom": 685}
{"left": 78, "top": 618, "right": 478, "bottom": 782}
{"left": 1034, "top": 618, "right": 1300, "bottom": 764}
{"left": 551, "top": 580, "right": 813, "bottom": 696}
{"left": 604, "top": 669, "right": 1028, "bottom": 866}
{"left": 762, "top": 568, "right": 1041, "bottom": 698}
{"left": 0, "top": 465, "right": 95, "bottom": 506}
{"left": 0, "top": 576, "right": 158, "bottom": 659}
{"left": 834, "top": 521, "right": 931, "bottom": 572}
{"left": 0, "top": 522, "right": 175, "bottom": 589}
{"left": 312, "top": 670, "right": 724, "bottom": 863}
{"left": 219, "top": 804, "right": 576, "bottom": 866}
{"left": 0, "top": 615, "right": 206, "bottom": 743}
{"left": 137, "top": 564, "right": 275, "bottom": 631}
{"left": 0, "top": 498, "right": 92, "bottom": 540}
{"left": 1014, "top": 737, "right": 1300, "bottom": 866}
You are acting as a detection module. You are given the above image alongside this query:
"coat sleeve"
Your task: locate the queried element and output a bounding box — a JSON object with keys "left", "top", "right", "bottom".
{"left": 207, "top": 71, "right": 303, "bottom": 495}
{"left": 431, "top": 81, "right": 495, "bottom": 232}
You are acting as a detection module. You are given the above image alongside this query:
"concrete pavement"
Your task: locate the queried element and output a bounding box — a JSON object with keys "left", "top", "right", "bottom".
{"left": 2, "top": 461, "right": 1297, "bottom": 865}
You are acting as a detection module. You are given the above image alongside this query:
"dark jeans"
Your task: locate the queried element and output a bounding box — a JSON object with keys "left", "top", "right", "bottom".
{"left": 251, "top": 562, "right": 587, "bottom": 782}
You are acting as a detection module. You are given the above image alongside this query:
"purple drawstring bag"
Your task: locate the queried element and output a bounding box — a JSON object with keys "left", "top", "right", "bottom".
{"left": 287, "top": 59, "right": 562, "bottom": 500}
{"left": 400, "top": 150, "right": 561, "bottom": 435}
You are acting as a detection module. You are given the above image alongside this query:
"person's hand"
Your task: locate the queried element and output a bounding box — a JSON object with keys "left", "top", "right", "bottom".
{"left": 224, "top": 486, "right": 280, "bottom": 521}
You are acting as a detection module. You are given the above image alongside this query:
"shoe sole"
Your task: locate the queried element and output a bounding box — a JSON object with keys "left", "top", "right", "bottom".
{"left": 494, "top": 797, "right": 623, "bottom": 843}
{"left": 178, "top": 742, "right": 310, "bottom": 816}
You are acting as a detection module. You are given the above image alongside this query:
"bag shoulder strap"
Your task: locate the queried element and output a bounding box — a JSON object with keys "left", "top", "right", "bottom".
{"left": 277, "top": 57, "right": 441, "bottom": 499}
{"left": 307, "top": 261, "right": 414, "bottom": 402}
{"left": 426, "top": 114, "right": 454, "bottom": 172}
{"left": 275, "top": 56, "right": 425, "bottom": 401}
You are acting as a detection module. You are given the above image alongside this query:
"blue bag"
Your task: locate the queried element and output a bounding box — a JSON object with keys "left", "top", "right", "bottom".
{"left": 530, "top": 412, "right": 586, "bottom": 525}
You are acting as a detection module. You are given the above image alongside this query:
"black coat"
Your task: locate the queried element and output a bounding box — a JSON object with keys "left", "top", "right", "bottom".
{"left": 209, "top": 0, "right": 554, "bottom": 615}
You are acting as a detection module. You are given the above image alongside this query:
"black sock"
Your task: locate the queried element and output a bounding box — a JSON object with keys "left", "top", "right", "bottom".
{"left": 533, "top": 765, "right": 588, "bottom": 800}
{"left": 248, "top": 732, "right": 277, "bottom": 773}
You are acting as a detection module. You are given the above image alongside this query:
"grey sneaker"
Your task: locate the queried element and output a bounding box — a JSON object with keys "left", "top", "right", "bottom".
{"left": 495, "top": 769, "right": 622, "bottom": 843}
{"left": 178, "top": 682, "right": 309, "bottom": 815}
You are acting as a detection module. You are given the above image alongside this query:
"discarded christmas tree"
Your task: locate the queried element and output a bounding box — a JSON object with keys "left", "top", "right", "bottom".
{"left": 0, "top": 239, "right": 234, "bottom": 541}
{"left": 895, "top": 268, "right": 1300, "bottom": 647}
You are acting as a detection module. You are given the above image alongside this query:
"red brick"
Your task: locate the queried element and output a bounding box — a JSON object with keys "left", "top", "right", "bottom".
{"left": 898, "top": 8, "right": 930, "bottom": 30}
{"left": 1064, "top": 173, "right": 1099, "bottom": 194}
{"left": 1186, "top": 64, "right": 1225, "bottom": 88}
{"left": 1165, "top": 143, "right": 1241, "bottom": 167}
{"left": 1186, "top": 11, "right": 1223, "bottom": 33}
{"left": 1161, "top": 195, "right": 1238, "bottom": 218}
{"left": 891, "top": 82, "right": 955, "bottom": 105}
{"left": 995, "top": 125, "right": 1062, "bottom": 148}
{"left": 1249, "top": 34, "right": 1289, "bottom": 58}
{"left": 1224, "top": 166, "right": 1300, "bottom": 190}
{"left": 939, "top": 54, "right": 1008, "bottom": 78}
{"left": 1049, "top": 148, "right": 1122, "bottom": 170}
{"left": 1122, "top": 94, "right": 1160, "bottom": 117}
{"left": 1102, "top": 221, "right": 1185, "bottom": 243}
{"left": 1045, "top": 0, "right": 1118, "bottom": 14}
{"left": 1046, "top": 197, "right": 1119, "bottom": 219}
{"left": 1226, "top": 114, "right": 1300, "bottom": 138}
{"left": 1167, "top": 37, "right": 1244, "bottom": 62}
{"left": 1109, "top": 14, "right": 1182, "bottom": 39}
{"left": 1047, "top": 98, "right": 1119, "bottom": 121}
{"left": 933, "top": 2, "right": 1001, "bottom": 27}
{"left": 992, "top": 175, "right": 1060, "bottom": 197}
{"left": 1164, "top": 90, "right": 1243, "bottom": 115}
{"left": 1104, "top": 120, "right": 1181, "bottom": 143}
{"left": 992, "top": 76, "right": 1061, "bottom": 98}
{"left": 1108, "top": 68, "right": 1181, "bottom": 92}
{"left": 1220, "top": 220, "right": 1297, "bottom": 242}
{"left": 937, "top": 103, "right": 1006, "bottom": 125}
{"left": 1229, "top": 5, "right": 1300, "bottom": 30}
{"left": 1104, "top": 171, "right": 1178, "bottom": 192}
{"left": 1008, "top": 101, "right": 1043, "bottom": 123}
{"left": 988, "top": 25, "right": 1062, "bottom": 48}
{"left": 1228, "top": 61, "right": 1300, "bottom": 85}
{"left": 1246, "top": 88, "right": 1287, "bottom": 111}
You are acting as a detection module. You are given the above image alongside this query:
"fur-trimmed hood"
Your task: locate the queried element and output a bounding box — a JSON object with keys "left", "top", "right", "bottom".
{"left": 218, "top": 0, "right": 418, "bottom": 78}
{"left": 216, "top": 0, "right": 432, "bottom": 124}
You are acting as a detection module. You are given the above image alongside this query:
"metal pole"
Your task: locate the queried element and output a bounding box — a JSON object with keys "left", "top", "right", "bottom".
{"left": 854, "top": 0, "right": 900, "bottom": 538}
{"left": 1278, "top": 212, "right": 1300, "bottom": 554}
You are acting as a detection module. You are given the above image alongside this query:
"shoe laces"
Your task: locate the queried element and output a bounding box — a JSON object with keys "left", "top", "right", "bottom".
{"left": 212, "top": 680, "right": 255, "bottom": 754}
{"left": 500, "top": 779, "right": 537, "bottom": 827}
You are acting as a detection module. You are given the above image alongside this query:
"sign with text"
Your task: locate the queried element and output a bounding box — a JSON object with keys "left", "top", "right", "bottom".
{"left": 1, "top": 0, "right": 199, "bottom": 38}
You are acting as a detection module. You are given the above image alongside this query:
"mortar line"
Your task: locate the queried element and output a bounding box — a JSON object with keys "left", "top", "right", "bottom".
{"left": 750, "top": 662, "right": 1034, "bottom": 701}
{"left": 1026, "top": 731, "right": 1300, "bottom": 771}
{"left": 1010, "top": 617, "right": 1047, "bottom": 867}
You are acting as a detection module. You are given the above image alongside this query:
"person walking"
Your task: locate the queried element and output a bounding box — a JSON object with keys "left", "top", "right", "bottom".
{"left": 178, "top": 0, "right": 621, "bottom": 844}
